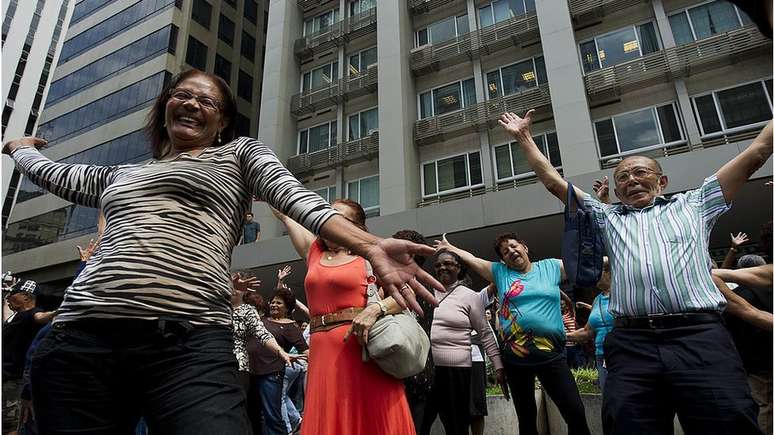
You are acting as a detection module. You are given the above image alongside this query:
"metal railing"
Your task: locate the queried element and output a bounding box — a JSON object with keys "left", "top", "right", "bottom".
{"left": 408, "top": 0, "right": 462, "bottom": 15}
{"left": 414, "top": 84, "right": 552, "bottom": 145}
{"left": 295, "top": 7, "right": 377, "bottom": 58}
{"left": 585, "top": 25, "right": 771, "bottom": 101}
{"left": 290, "top": 66, "right": 378, "bottom": 116}
{"left": 568, "top": 0, "right": 647, "bottom": 25}
{"left": 297, "top": 0, "right": 336, "bottom": 12}
{"left": 410, "top": 13, "right": 539, "bottom": 76}
{"left": 286, "top": 132, "right": 380, "bottom": 177}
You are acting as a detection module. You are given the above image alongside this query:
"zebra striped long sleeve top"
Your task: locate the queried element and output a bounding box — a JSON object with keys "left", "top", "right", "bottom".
{"left": 11, "top": 137, "right": 338, "bottom": 326}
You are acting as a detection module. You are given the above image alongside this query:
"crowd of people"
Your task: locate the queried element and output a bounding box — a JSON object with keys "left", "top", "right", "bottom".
{"left": 1, "top": 31, "right": 773, "bottom": 434}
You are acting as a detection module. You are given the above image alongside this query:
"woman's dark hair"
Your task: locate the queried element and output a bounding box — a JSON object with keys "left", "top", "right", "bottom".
{"left": 243, "top": 292, "right": 266, "bottom": 314}
{"left": 392, "top": 229, "right": 428, "bottom": 267}
{"left": 433, "top": 250, "right": 468, "bottom": 282}
{"left": 331, "top": 199, "right": 367, "bottom": 231}
{"left": 145, "top": 69, "right": 238, "bottom": 159}
{"left": 271, "top": 287, "right": 296, "bottom": 318}
{"left": 493, "top": 232, "right": 528, "bottom": 260}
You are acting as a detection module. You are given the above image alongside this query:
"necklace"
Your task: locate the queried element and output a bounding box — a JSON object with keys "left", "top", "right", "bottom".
{"left": 326, "top": 249, "right": 352, "bottom": 261}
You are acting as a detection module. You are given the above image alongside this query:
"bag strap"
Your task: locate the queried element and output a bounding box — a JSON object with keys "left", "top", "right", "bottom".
{"left": 363, "top": 259, "right": 381, "bottom": 304}
{"left": 565, "top": 181, "right": 584, "bottom": 218}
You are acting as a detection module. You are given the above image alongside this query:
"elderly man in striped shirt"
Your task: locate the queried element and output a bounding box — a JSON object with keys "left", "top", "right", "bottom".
{"left": 499, "top": 110, "right": 772, "bottom": 435}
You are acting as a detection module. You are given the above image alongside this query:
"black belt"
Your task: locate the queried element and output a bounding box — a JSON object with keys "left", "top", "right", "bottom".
{"left": 614, "top": 312, "right": 721, "bottom": 329}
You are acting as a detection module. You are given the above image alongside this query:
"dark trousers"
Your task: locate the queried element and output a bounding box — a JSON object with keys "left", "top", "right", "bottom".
{"left": 30, "top": 319, "right": 249, "bottom": 435}
{"left": 420, "top": 366, "right": 471, "bottom": 435}
{"left": 248, "top": 371, "right": 285, "bottom": 435}
{"left": 504, "top": 357, "right": 591, "bottom": 435}
{"left": 602, "top": 322, "right": 763, "bottom": 435}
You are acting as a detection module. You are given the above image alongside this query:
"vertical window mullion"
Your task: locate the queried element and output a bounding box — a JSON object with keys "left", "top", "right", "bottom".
{"left": 610, "top": 116, "right": 623, "bottom": 154}
{"left": 635, "top": 25, "right": 644, "bottom": 57}
{"left": 762, "top": 80, "right": 773, "bottom": 109}
{"left": 733, "top": 6, "right": 743, "bottom": 27}
{"left": 712, "top": 91, "right": 727, "bottom": 131}
{"left": 594, "top": 39, "right": 602, "bottom": 69}
{"left": 686, "top": 11, "right": 697, "bottom": 41}
{"left": 653, "top": 106, "right": 666, "bottom": 145}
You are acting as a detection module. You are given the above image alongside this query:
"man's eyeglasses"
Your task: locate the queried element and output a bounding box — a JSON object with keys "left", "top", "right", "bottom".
{"left": 613, "top": 167, "right": 662, "bottom": 184}
{"left": 169, "top": 89, "right": 222, "bottom": 111}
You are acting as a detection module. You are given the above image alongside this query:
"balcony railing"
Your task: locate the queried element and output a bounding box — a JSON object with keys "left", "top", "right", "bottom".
{"left": 290, "top": 66, "right": 378, "bottom": 116}
{"left": 409, "top": 0, "right": 463, "bottom": 15}
{"left": 286, "top": 132, "right": 380, "bottom": 177}
{"left": 584, "top": 25, "right": 771, "bottom": 102}
{"left": 568, "top": 0, "right": 647, "bottom": 25}
{"left": 414, "top": 84, "right": 552, "bottom": 145}
{"left": 295, "top": 7, "right": 377, "bottom": 58}
{"left": 410, "top": 13, "right": 539, "bottom": 76}
{"left": 297, "top": 0, "right": 336, "bottom": 13}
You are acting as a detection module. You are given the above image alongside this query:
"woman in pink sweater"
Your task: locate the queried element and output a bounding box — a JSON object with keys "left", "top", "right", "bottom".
{"left": 419, "top": 250, "right": 508, "bottom": 435}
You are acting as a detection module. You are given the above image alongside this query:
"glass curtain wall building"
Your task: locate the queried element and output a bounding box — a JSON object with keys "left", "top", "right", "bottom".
{"left": 3, "top": 0, "right": 269, "bottom": 290}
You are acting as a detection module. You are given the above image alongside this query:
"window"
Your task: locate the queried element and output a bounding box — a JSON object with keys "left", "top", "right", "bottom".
{"left": 192, "top": 0, "right": 212, "bottom": 29}
{"left": 422, "top": 152, "right": 483, "bottom": 197}
{"left": 3, "top": 205, "right": 100, "bottom": 255}
{"left": 348, "top": 107, "right": 378, "bottom": 140}
{"left": 668, "top": 0, "right": 752, "bottom": 45}
{"left": 214, "top": 55, "right": 232, "bottom": 81}
{"left": 594, "top": 103, "right": 684, "bottom": 158}
{"left": 304, "top": 9, "right": 339, "bottom": 36}
{"left": 347, "top": 175, "right": 379, "bottom": 215}
{"left": 486, "top": 56, "right": 547, "bottom": 99}
{"left": 298, "top": 121, "right": 337, "bottom": 154}
{"left": 241, "top": 31, "right": 256, "bottom": 62}
{"left": 244, "top": 0, "right": 258, "bottom": 25}
{"left": 478, "top": 0, "right": 535, "bottom": 28}
{"left": 415, "top": 14, "right": 469, "bottom": 47}
{"left": 236, "top": 113, "right": 251, "bottom": 137}
{"left": 348, "top": 47, "right": 377, "bottom": 76}
{"left": 36, "top": 71, "right": 168, "bottom": 145}
{"left": 349, "top": 0, "right": 375, "bottom": 16}
{"left": 313, "top": 186, "right": 337, "bottom": 202}
{"left": 579, "top": 22, "right": 660, "bottom": 73}
{"left": 301, "top": 62, "right": 338, "bottom": 92}
{"left": 692, "top": 79, "right": 773, "bottom": 136}
{"left": 264, "top": 11, "right": 269, "bottom": 32}
{"left": 47, "top": 26, "right": 174, "bottom": 105}
{"left": 218, "top": 14, "right": 235, "bottom": 46}
{"left": 58, "top": 0, "right": 177, "bottom": 64}
{"left": 418, "top": 78, "right": 476, "bottom": 119}
{"left": 186, "top": 36, "right": 207, "bottom": 70}
{"left": 494, "top": 132, "right": 561, "bottom": 181}
{"left": 71, "top": 0, "right": 121, "bottom": 25}
{"left": 237, "top": 70, "right": 253, "bottom": 102}
{"left": 224, "top": 0, "right": 236, "bottom": 7}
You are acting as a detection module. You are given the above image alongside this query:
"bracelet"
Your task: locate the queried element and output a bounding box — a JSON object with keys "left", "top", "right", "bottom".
{"left": 370, "top": 300, "right": 388, "bottom": 317}
{"left": 6, "top": 145, "right": 34, "bottom": 157}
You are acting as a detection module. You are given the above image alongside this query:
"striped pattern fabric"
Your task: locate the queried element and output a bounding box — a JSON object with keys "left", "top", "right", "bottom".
{"left": 12, "top": 138, "right": 338, "bottom": 326}
{"left": 583, "top": 175, "right": 730, "bottom": 318}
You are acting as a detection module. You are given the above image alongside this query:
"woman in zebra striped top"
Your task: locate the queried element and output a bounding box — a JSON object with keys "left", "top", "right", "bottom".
{"left": 3, "top": 69, "right": 441, "bottom": 434}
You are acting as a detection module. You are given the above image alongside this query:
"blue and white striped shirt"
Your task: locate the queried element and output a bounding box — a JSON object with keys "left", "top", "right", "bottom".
{"left": 584, "top": 175, "right": 729, "bottom": 317}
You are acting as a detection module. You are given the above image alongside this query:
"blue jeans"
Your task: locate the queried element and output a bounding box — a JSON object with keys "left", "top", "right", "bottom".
{"left": 595, "top": 355, "right": 608, "bottom": 393}
{"left": 251, "top": 371, "right": 286, "bottom": 435}
{"left": 281, "top": 363, "right": 304, "bottom": 432}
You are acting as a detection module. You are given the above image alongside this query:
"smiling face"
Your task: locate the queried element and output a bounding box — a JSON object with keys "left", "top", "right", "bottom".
{"left": 269, "top": 296, "right": 289, "bottom": 319}
{"left": 433, "top": 252, "right": 461, "bottom": 286}
{"left": 164, "top": 74, "right": 228, "bottom": 153}
{"left": 498, "top": 239, "right": 531, "bottom": 272}
{"left": 613, "top": 156, "right": 668, "bottom": 209}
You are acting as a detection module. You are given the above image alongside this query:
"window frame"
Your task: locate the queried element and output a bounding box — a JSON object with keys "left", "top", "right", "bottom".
{"left": 691, "top": 78, "right": 773, "bottom": 138}
{"left": 577, "top": 20, "right": 661, "bottom": 73}
{"left": 420, "top": 151, "right": 485, "bottom": 198}
{"left": 347, "top": 106, "right": 379, "bottom": 141}
{"left": 592, "top": 101, "right": 686, "bottom": 159}
{"left": 667, "top": 0, "right": 750, "bottom": 43}
{"left": 416, "top": 77, "right": 477, "bottom": 120}
{"left": 300, "top": 61, "right": 339, "bottom": 92}
{"left": 303, "top": 8, "right": 339, "bottom": 37}
{"left": 297, "top": 120, "right": 337, "bottom": 155}
{"left": 312, "top": 185, "right": 337, "bottom": 203}
{"left": 484, "top": 55, "right": 546, "bottom": 100}
{"left": 477, "top": 0, "right": 534, "bottom": 28}
{"left": 492, "top": 131, "right": 562, "bottom": 182}
{"left": 414, "top": 13, "right": 468, "bottom": 48}
{"left": 347, "top": 46, "right": 377, "bottom": 76}
{"left": 346, "top": 174, "right": 380, "bottom": 214}
{"left": 348, "top": 0, "right": 376, "bottom": 17}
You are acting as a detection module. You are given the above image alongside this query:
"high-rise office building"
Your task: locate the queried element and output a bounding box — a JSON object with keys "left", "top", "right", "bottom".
{"left": 230, "top": 0, "right": 772, "bottom": 289}
{"left": 3, "top": 0, "right": 269, "bottom": 290}
{"left": 1, "top": 0, "right": 74, "bottom": 225}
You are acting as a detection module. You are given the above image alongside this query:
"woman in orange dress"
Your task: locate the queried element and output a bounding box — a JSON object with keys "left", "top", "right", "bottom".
{"left": 273, "top": 199, "right": 416, "bottom": 435}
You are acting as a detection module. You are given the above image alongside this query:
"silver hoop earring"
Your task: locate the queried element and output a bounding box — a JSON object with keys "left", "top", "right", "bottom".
{"left": 218, "top": 131, "right": 222, "bottom": 144}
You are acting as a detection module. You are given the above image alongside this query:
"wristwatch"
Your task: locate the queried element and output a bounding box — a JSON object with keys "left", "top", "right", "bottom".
{"left": 375, "top": 300, "right": 389, "bottom": 317}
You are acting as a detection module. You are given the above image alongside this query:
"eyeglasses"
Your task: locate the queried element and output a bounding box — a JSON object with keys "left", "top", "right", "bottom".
{"left": 613, "top": 167, "right": 662, "bottom": 184}
{"left": 169, "top": 89, "right": 222, "bottom": 111}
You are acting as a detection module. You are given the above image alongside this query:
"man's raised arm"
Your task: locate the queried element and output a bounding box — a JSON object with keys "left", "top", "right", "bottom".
{"left": 716, "top": 121, "right": 772, "bottom": 204}
{"left": 498, "top": 111, "right": 587, "bottom": 204}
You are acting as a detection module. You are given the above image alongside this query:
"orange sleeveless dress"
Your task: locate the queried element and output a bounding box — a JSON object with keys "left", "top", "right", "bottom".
{"left": 300, "top": 240, "right": 416, "bottom": 435}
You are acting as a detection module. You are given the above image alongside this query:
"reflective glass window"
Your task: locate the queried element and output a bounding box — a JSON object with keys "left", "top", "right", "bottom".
{"left": 219, "top": 14, "right": 235, "bottom": 46}
{"left": 238, "top": 70, "right": 253, "bottom": 102}
{"left": 186, "top": 36, "right": 207, "bottom": 70}
{"left": 244, "top": 0, "right": 258, "bottom": 24}
{"left": 192, "top": 0, "right": 212, "bottom": 29}
{"left": 241, "top": 31, "right": 256, "bottom": 62}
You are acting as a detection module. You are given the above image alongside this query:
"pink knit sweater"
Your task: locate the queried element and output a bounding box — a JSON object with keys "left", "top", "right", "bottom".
{"left": 431, "top": 284, "right": 503, "bottom": 370}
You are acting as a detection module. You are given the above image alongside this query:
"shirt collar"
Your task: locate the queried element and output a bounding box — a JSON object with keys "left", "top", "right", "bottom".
{"left": 612, "top": 195, "right": 672, "bottom": 215}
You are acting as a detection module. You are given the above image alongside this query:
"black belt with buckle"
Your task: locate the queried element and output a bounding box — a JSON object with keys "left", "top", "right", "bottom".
{"left": 613, "top": 312, "right": 721, "bottom": 329}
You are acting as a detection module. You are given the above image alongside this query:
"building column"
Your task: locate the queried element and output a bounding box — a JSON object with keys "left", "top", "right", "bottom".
{"left": 534, "top": 0, "right": 598, "bottom": 177}
{"left": 256, "top": 0, "right": 302, "bottom": 238}
{"left": 376, "top": 0, "right": 419, "bottom": 214}
{"left": 651, "top": 0, "right": 702, "bottom": 147}
{"left": 467, "top": 0, "right": 495, "bottom": 187}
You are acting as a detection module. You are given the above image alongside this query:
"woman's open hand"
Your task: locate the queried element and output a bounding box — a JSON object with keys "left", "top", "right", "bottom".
{"left": 2, "top": 137, "right": 47, "bottom": 155}
{"left": 231, "top": 272, "right": 261, "bottom": 293}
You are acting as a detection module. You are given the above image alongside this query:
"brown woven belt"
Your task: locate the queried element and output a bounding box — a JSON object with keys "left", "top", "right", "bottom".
{"left": 309, "top": 307, "right": 363, "bottom": 333}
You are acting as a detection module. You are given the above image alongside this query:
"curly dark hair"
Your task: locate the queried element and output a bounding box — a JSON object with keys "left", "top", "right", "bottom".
{"left": 243, "top": 292, "right": 266, "bottom": 315}
{"left": 392, "top": 229, "right": 428, "bottom": 267}
{"left": 332, "top": 198, "right": 367, "bottom": 231}
{"left": 145, "top": 69, "right": 238, "bottom": 159}
{"left": 433, "top": 250, "right": 468, "bottom": 283}
{"left": 271, "top": 287, "right": 296, "bottom": 318}
{"left": 493, "top": 232, "right": 528, "bottom": 260}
